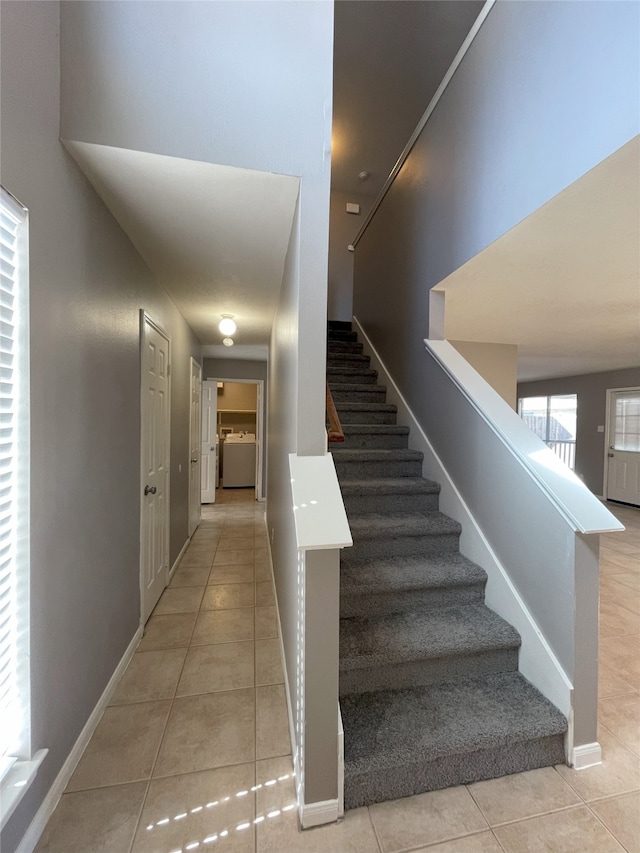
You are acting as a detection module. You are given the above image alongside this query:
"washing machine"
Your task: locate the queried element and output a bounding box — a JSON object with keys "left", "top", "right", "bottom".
{"left": 223, "top": 433, "right": 256, "bottom": 488}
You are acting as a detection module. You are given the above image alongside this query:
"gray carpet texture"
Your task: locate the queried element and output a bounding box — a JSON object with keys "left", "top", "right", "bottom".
{"left": 327, "top": 323, "right": 567, "bottom": 810}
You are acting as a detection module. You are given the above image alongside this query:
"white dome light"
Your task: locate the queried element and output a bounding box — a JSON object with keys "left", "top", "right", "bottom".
{"left": 222, "top": 337, "right": 234, "bottom": 347}
{"left": 219, "top": 315, "right": 237, "bottom": 336}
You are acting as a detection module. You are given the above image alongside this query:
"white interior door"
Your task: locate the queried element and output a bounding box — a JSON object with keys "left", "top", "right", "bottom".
{"left": 140, "top": 315, "right": 171, "bottom": 623}
{"left": 201, "top": 381, "right": 218, "bottom": 503}
{"left": 607, "top": 388, "right": 640, "bottom": 506}
{"left": 189, "top": 358, "right": 202, "bottom": 535}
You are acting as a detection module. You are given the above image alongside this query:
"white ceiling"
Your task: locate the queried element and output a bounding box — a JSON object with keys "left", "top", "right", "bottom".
{"left": 63, "top": 140, "right": 299, "bottom": 353}
{"left": 434, "top": 135, "right": 640, "bottom": 382}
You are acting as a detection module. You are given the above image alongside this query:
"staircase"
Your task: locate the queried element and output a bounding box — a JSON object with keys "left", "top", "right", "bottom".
{"left": 327, "top": 321, "right": 567, "bottom": 811}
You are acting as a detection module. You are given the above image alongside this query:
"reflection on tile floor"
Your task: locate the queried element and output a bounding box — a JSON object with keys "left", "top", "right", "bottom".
{"left": 35, "top": 497, "right": 639, "bottom": 853}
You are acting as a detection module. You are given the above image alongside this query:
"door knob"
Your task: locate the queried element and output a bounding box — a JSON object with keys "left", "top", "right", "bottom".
{"left": 608, "top": 452, "right": 615, "bottom": 458}
{"left": 191, "top": 458, "right": 198, "bottom": 463}
{"left": 144, "top": 484, "right": 157, "bottom": 495}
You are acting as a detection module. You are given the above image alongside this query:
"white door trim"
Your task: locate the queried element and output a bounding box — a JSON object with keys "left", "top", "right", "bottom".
{"left": 139, "top": 311, "right": 171, "bottom": 626}
{"left": 603, "top": 385, "right": 640, "bottom": 503}
{"left": 188, "top": 357, "right": 202, "bottom": 536}
{"left": 205, "top": 377, "right": 265, "bottom": 501}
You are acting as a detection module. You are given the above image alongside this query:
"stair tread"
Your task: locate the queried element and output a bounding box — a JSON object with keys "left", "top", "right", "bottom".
{"left": 341, "top": 672, "right": 567, "bottom": 772}
{"left": 347, "top": 511, "right": 460, "bottom": 539}
{"left": 340, "top": 604, "right": 520, "bottom": 670}
{"left": 342, "top": 425, "right": 409, "bottom": 436}
{"left": 335, "top": 402, "right": 397, "bottom": 412}
{"left": 329, "top": 382, "right": 387, "bottom": 393}
{"left": 340, "top": 477, "right": 439, "bottom": 496}
{"left": 334, "top": 449, "right": 422, "bottom": 462}
{"left": 341, "top": 553, "right": 487, "bottom": 593}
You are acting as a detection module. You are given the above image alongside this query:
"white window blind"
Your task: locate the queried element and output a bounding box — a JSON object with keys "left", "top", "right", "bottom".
{"left": 0, "top": 186, "right": 29, "bottom": 779}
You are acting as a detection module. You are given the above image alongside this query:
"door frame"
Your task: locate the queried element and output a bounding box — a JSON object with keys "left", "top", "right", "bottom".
{"left": 201, "top": 379, "right": 219, "bottom": 504}
{"left": 205, "top": 376, "right": 265, "bottom": 501}
{"left": 603, "top": 385, "right": 640, "bottom": 502}
{"left": 139, "top": 310, "right": 171, "bottom": 626}
{"left": 188, "top": 357, "right": 202, "bottom": 536}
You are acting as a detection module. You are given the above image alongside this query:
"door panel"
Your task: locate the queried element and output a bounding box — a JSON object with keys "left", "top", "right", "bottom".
{"left": 201, "top": 381, "right": 218, "bottom": 503}
{"left": 607, "top": 389, "right": 640, "bottom": 506}
{"left": 189, "top": 359, "right": 202, "bottom": 535}
{"left": 141, "top": 317, "right": 171, "bottom": 623}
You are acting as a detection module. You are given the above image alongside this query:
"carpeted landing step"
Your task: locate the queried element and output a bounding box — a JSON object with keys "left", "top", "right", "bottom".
{"left": 340, "top": 603, "right": 520, "bottom": 695}
{"left": 340, "top": 552, "right": 487, "bottom": 617}
{"left": 340, "top": 672, "right": 568, "bottom": 810}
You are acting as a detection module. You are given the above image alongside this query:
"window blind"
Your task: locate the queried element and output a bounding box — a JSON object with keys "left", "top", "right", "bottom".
{"left": 0, "top": 187, "right": 28, "bottom": 777}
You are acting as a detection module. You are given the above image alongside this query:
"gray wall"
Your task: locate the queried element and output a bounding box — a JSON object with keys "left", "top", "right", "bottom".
{"left": 353, "top": 0, "right": 640, "bottom": 419}
{"left": 0, "top": 3, "right": 200, "bottom": 849}
{"left": 60, "top": 0, "right": 334, "bottom": 456}
{"left": 202, "top": 358, "right": 268, "bottom": 494}
{"left": 327, "top": 190, "right": 372, "bottom": 321}
{"left": 267, "top": 205, "right": 301, "bottom": 769}
{"left": 518, "top": 367, "right": 640, "bottom": 497}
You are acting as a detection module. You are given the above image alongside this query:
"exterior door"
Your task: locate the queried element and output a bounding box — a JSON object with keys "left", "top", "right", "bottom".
{"left": 140, "top": 314, "right": 171, "bottom": 623}
{"left": 606, "top": 388, "right": 640, "bottom": 506}
{"left": 201, "top": 380, "right": 217, "bottom": 503}
{"left": 189, "top": 358, "right": 202, "bottom": 535}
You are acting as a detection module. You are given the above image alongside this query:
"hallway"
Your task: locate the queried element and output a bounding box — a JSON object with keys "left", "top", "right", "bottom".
{"left": 35, "top": 500, "right": 639, "bottom": 853}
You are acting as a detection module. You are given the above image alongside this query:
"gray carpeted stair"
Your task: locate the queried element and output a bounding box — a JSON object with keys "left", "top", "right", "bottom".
{"left": 327, "top": 323, "right": 567, "bottom": 810}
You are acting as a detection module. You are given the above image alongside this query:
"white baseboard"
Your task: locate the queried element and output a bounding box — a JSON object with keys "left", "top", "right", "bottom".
{"left": 169, "top": 536, "right": 191, "bottom": 582}
{"left": 353, "top": 316, "right": 573, "bottom": 722}
{"left": 16, "top": 627, "right": 143, "bottom": 853}
{"left": 299, "top": 798, "right": 341, "bottom": 829}
{"left": 570, "top": 741, "right": 603, "bottom": 770}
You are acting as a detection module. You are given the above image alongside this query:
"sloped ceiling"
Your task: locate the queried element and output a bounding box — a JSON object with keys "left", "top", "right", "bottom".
{"left": 434, "top": 135, "right": 640, "bottom": 382}
{"left": 64, "top": 140, "right": 299, "bottom": 357}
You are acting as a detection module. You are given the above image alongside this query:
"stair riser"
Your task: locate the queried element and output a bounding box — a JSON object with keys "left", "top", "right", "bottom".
{"left": 337, "top": 409, "right": 398, "bottom": 425}
{"left": 328, "top": 330, "right": 358, "bottom": 342}
{"left": 328, "top": 372, "right": 378, "bottom": 385}
{"left": 333, "top": 458, "right": 423, "bottom": 479}
{"left": 340, "top": 648, "right": 518, "bottom": 697}
{"left": 339, "top": 433, "right": 409, "bottom": 450}
{"left": 343, "top": 491, "right": 439, "bottom": 515}
{"left": 345, "top": 531, "right": 460, "bottom": 561}
{"left": 328, "top": 342, "right": 364, "bottom": 355}
{"left": 327, "top": 355, "right": 371, "bottom": 368}
{"left": 340, "top": 583, "right": 486, "bottom": 618}
{"left": 343, "top": 734, "right": 566, "bottom": 810}
{"left": 331, "top": 388, "right": 387, "bottom": 403}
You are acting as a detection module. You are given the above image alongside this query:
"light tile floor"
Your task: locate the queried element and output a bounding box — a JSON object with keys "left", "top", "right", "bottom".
{"left": 35, "top": 496, "right": 639, "bottom": 853}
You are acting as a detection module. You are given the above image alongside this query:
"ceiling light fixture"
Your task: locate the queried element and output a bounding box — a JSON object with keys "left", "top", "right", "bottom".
{"left": 219, "top": 314, "right": 237, "bottom": 336}
{"left": 222, "top": 337, "right": 234, "bottom": 347}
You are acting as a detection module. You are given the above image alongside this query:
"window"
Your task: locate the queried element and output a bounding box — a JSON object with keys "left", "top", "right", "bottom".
{"left": 518, "top": 394, "right": 577, "bottom": 470}
{"left": 0, "top": 186, "right": 44, "bottom": 830}
{"left": 612, "top": 392, "right": 640, "bottom": 452}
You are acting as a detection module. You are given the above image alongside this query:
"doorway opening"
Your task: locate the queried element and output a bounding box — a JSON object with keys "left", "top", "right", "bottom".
{"left": 201, "top": 377, "right": 265, "bottom": 505}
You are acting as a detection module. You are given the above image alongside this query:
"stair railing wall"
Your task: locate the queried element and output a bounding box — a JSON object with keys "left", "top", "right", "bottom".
{"left": 353, "top": 317, "right": 623, "bottom": 767}
{"left": 422, "top": 340, "right": 622, "bottom": 763}
{"left": 288, "top": 453, "right": 352, "bottom": 825}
